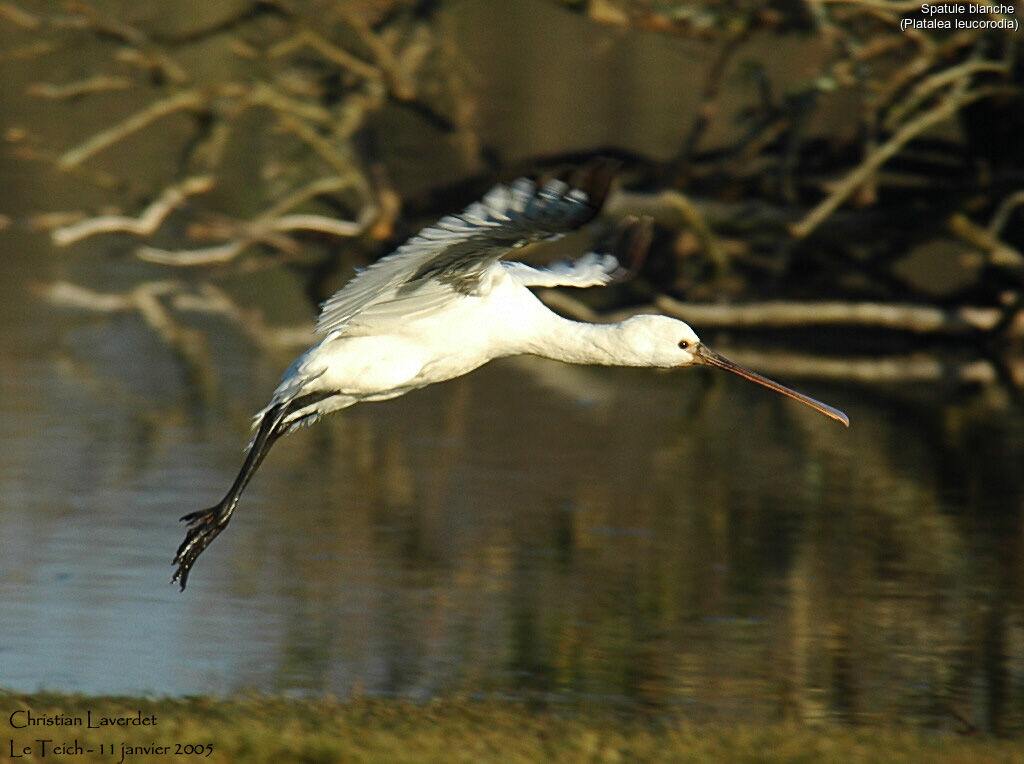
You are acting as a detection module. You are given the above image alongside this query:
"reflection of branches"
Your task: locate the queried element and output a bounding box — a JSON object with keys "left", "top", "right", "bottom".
{"left": 41, "top": 278, "right": 308, "bottom": 397}
{"left": 41, "top": 280, "right": 312, "bottom": 352}
{"left": 42, "top": 280, "right": 215, "bottom": 392}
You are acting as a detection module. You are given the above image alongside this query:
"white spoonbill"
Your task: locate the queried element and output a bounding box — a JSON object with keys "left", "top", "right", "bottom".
{"left": 173, "top": 161, "right": 848, "bottom": 589}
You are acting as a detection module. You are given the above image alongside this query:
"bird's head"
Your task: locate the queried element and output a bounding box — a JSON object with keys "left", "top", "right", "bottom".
{"left": 619, "top": 315, "right": 849, "bottom": 426}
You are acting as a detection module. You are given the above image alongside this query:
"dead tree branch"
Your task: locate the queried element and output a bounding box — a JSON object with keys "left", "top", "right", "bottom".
{"left": 268, "top": 27, "right": 383, "bottom": 84}
{"left": 791, "top": 82, "right": 1010, "bottom": 239}
{"left": 652, "top": 296, "right": 1008, "bottom": 335}
{"left": 132, "top": 174, "right": 376, "bottom": 266}
{"left": 540, "top": 290, "right": 1021, "bottom": 338}
{"left": 50, "top": 176, "right": 215, "bottom": 246}
{"left": 57, "top": 90, "right": 207, "bottom": 171}
{"left": 27, "top": 76, "right": 131, "bottom": 99}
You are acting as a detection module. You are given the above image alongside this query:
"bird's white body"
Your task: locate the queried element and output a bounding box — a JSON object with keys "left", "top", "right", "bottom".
{"left": 271, "top": 261, "right": 699, "bottom": 429}
{"left": 173, "top": 161, "right": 846, "bottom": 590}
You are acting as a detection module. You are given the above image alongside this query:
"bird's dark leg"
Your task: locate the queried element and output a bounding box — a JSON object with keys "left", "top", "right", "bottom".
{"left": 172, "top": 392, "right": 332, "bottom": 590}
{"left": 172, "top": 405, "right": 287, "bottom": 590}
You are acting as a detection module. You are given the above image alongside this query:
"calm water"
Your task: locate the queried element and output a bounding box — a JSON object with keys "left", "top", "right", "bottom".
{"left": 1, "top": 233, "right": 1022, "bottom": 734}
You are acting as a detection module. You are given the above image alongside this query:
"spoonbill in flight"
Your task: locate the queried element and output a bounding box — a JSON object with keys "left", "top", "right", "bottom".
{"left": 173, "top": 160, "right": 848, "bottom": 589}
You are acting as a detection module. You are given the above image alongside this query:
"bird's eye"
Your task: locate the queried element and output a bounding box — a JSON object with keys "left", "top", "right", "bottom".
{"left": 678, "top": 340, "right": 690, "bottom": 350}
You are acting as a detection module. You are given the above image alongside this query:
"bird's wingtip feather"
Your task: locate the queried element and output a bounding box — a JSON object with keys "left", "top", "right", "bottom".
{"left": 571, "top": 157, "right": 620, "bottom": 213}
{"left": 599, "top": 214, "right": 653, "bottom": 281}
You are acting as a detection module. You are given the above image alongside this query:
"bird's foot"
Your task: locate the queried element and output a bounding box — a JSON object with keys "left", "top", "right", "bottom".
{"left": 172, "top": 504, "right": 230, "bottom": 591}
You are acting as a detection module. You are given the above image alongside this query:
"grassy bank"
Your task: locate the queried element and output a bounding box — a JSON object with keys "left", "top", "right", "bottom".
{"left": 1, "top": 692, "right": 1019, "bottom": 763}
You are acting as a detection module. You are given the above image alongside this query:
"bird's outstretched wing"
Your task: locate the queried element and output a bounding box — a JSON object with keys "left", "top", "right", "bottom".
{"left": 502, "top": 213, "right": 653, "bottom": 287}
{"left": 315, "top": 159, "right": 618, "bottom": 336}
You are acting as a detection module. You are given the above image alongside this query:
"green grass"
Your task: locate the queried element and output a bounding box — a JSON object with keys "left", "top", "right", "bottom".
{"left": 1, "top": 692, "right": 1021, "bottom": 763}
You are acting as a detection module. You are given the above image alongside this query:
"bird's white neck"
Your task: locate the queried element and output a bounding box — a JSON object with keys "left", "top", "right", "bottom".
{"left": 519, "top": 314, "right": 641, "bottom": 367}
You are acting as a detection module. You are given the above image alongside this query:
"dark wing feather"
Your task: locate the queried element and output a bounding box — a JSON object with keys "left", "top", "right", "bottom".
{"left": 314, "top": 160, "right": 617, "bottom": 335}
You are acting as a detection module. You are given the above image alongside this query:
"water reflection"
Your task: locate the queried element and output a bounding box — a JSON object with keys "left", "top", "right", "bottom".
{"left": 0, "top": 239, "right": 1021, "bottom": 734}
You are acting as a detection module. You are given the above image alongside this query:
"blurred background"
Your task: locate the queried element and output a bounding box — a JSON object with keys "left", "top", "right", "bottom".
{"left": 1, "top": 0, "right": 1023, "bottom": 736}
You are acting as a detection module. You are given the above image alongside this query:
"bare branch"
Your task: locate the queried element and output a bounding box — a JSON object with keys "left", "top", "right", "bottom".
{"left": 989, "top": 191, "right": 1024, "bottom": 238}
{"left": 29, "top": 211, "right": 87, "bottom": 231}
{"left": 0, "top": 2, "right": 39, "bottom": 28}
{"left": 106, "top": 172, "right": 376, "bottom": 266}
{"left": 28, "top": 76, "right": 131, "bottom": 99}
{"left": 57, "top": 90, "right": 207, "bottom": 170}
{"left": 261, "top": 175, "right": 373, "bottom": 219}
{"left": 653, "top": 296, "right": 1005, "bottom": 335}
{"left": 136, "top": 241, "right": 248, "bottom": 267}
{"left": 540, "top": 290, "right": 1014, "bottom": 337}
{"left": 51, "top": 176, "right": 215, "bottom": 246}
{"left": 537, "top": 290, "right": 602, "bottom": 322}
{"left": 273, "top": 110, "right": 371, "bottom": 172}
{"left": 113, "top": 47, "right": 188, "bottom": 84}
{"left": 246, "top": 81, "right": 335, "bottom": 126}
{"left": 791, "top": 83, "right": 1010, "bottom": 238}
{"left": 11, "top": 142, "right": 121, "bottom": 188}
{"left": 40, "top": 280, "right": 139, "bottom": 312}
{"left": 52, "top": 10, "right": 188, "bottom": 84}
{"left": 268, "top": 27, "right": 383, "bottom": 83}
{"left": 947, "top": 213, "right": 1024, "bottom": 269}
{"left": 0, "top": 40, "right": 54, "bottom": 61}
{"left": 338, "top": 8, "right": 414, "bottom": 100}
{"left": 169, "top": 283, "right": 314, "bottom": 350}
{"left": 42, "top": 280, "right": 1023, "bottom": 385}
{"left": 267, "top": 214, "right": 364, "bottom": 237}
{"left": 882, "top": 59, "right": 1008, "bottom": 130}
{"left": 722, "top": 348, "right": 1000, "bottom": 386}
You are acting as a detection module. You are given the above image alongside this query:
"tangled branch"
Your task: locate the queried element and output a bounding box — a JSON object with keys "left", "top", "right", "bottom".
{"left": 14, "top": 0, "right": 460, "bottom": 269}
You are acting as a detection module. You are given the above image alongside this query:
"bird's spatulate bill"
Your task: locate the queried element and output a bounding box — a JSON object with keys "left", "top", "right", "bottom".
{"left": 695, "top": 345, "right": 850, "bottom": 426}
